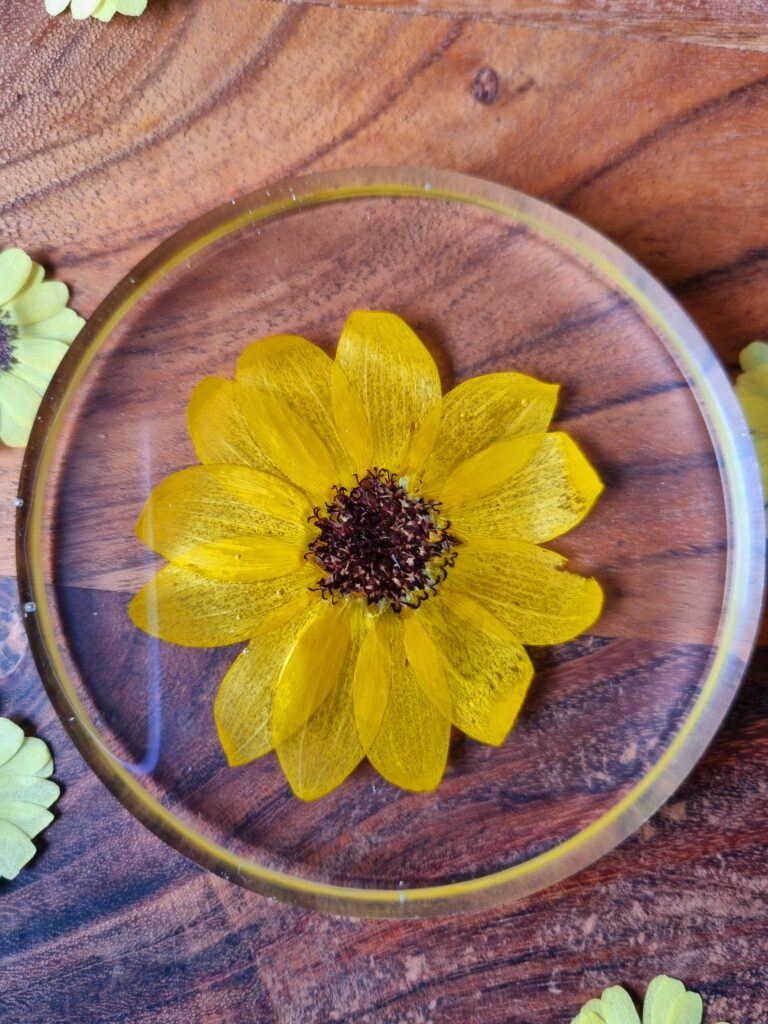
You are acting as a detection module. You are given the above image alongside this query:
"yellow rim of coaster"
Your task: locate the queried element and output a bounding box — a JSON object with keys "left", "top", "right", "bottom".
{"left": 17, "top": 168, "right": 765, "bottom": 917}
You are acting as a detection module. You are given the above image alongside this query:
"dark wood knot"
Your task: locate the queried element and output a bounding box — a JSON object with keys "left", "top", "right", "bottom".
{"left": 471, "top": 67, "right": 500, "bottom": 105}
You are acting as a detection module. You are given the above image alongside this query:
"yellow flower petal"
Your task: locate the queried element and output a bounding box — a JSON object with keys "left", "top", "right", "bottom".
{"left": 92, "top": 0, "right": 118, "bottom": 21}
{"left": 187, "top": 377, "right": 273, "bottom": 471}
{"left": 0, "top": 737, "right": 53, "bottom": 778}
{"left": 421, "top": 371, "right": 559, "bottom": 492}
{"left": 417, "top": 593, "right": 533, "bottom": 745}
{"left": 214, "top": 599, "right": 320, "bottom": 766}
{"left": 754, "top": 435, "right": 768, "bottom": 493}
{"left": 0, "top": 801, "right": 54, "bottom": 840}
{"left": 352, "top": 613, "right": 391, "bottom": 751}
{"left": 136, "top": 464, "right": 311, "bottom": 577}
{"left": 45, "top": 0, "right": 72, "bottom": 12}
{"left": 0, "top": 719, "right": 24, "bottom": 766}
{"left": 5, "top": 281, "right": 69, "bottom": 326}
{"left": 272, "top": 600, "right": 351, "bottom": 746}
{"left": 35, "top": 758, "right": 54, "bottom": 780}
{"left": 115, "top": 0, "right": 147, "bottom": 12}
{"left": 364, "top": 614, "right": 450, "bottom": 791}
{"left": 438, "top": 434, "right": 545, "bottom": 508}
{"left": 736, "top": 370, "right": 768, "bottom": 433}
{"left": 331, "top": 361, "right": 374, "bottom": 471}
{"left": 276, "top": 604, "right": 366, "bottom": 800}
{"left": 443, "top": 539, "right": 603, "bottom": 645}
{"left": 0, "top": 821, "right": 36, "bottom": 881}
{"left": 739, "top": 340, "right": 768, "bottom": 373}
{"left": 0, "top": 374, "right": 41, "bottom": 447}
{"left": 236, "top": 383, "right": 338, "bottom": 501}
{"left": 401, "top": 612, "right": 453, "bottom": 720}
{"left": 402, "top": 400, "right": 442, "bottom": 480}
{"left": 17, "top": 263, "right": 45, "bottom": 296}
{"left": 128, "top": 563, "right": 316, "bottom": 647}
{"left": 572, "top": 1011, "right": 608, "bottom": 1024}
{"left": 9, "top": 364, "right": 51, "bottom": 396}
{"left": 0, "top": 248, "right": 32, "bottom": 305}
{"left": 71, "top": 0, "right": 102, "bottom": 17}
{"left": 581, "top": 1001, "right": 607, "bottom": 1015}
{"left": 599, "top": 987, "right": 641, "bottom": 1024}
{"left": 334, "top": 311, "right": 441, "bottom": 471}
{"left": 15, "top": 338, "right": 69, "bottom": 373}
{"left": 573, "top": 1002, "right": 609, "bottom": 1024}
{"left": 17, "top": 308, "right": 84, "bottom": 343}
{"left": 448, "top": 433, "right": 603, "bottom": 544}
{"left": 644, "top": 978, "right": 686, "bottom": 1024}
{"left": 237, "top": 334, "right": 355, "bottom": 480}
{"left": 0, "top": 721, "right": 60, "bottom": 879}
{"left": 667, "top": 994, "right": 703, "bottom": 1024}
{"left": 0, "top": 775, "right": 59, "bottom": 806}
{"left": 176, "top": 536, "right": 308, "bottom": 583}
{"left": 9, "top": 335, "right": 70, "bottom": 395}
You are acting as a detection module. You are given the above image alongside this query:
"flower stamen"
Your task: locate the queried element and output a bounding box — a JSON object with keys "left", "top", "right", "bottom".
{"left": 307, "top": 468, "right": 458, "bottom": 611}
{"left": 0, "top": 318, "right": 18, "bottom": 373}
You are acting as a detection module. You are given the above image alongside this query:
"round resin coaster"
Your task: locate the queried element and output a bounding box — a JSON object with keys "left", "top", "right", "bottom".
{"left": 18, "top": 168, "right": 764, "bottom": 916}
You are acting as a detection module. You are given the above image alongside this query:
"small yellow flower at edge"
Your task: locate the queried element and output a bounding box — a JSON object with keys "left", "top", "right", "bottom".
{"left": 0, "top": 718, "right": 60, "bottom": 881}
{"left": 572, "top": 975, "right": 730, "bottom": 1024}
{"left": 44, "top": 0, "right": 147, "bottom": 21}
{"left": 130, "top": 312, "right": 604, "bottom": 800}
{"left": 735, "top": 340, "right": 768, "bottom": 529}
{"left": 0, "top": 247, "right": 84, "bottom": 448}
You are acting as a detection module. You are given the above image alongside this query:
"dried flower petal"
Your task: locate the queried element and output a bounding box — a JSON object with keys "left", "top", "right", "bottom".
{"left": 45, "top": 0, "right": 147, "bottom": 19}
{"left": 419, "top": 371, "right": 559, "bottom": 492}
{"left": 0, "top": 719, "right": 59, "bottom": 881}
{"left": 237, "top": 334, "right": 356, "bottom": 481}
{"left": 131, "top": 311, "right": 603, "bottom": 798}
{"left": 276, "top": 605, "right": 366, "bottom": 800}
{"left": 735, "top": 340, "right": 768, "bottom": 530}
{"left": 0, "top": 247, "right": 83, "bottom": 448}
{"left": 442, "top": 538, "right": 603, "bottom": 645}
{"left": 187, "top": 377, "right": 273, "bottom": 470}
{"left": 363, "top": 613, "right": 450, "bottom": 791}
{"left": 335, "top": 310, "right": 442, "bottom": 469}
{"left": 573, "top": 976, "right": 728, "bottom": 1024}
{"left": 416, "top": 593, "right": 534, "bottom": 746}
{"left": 447, "top": 432, "right": 604, "bottom": 544}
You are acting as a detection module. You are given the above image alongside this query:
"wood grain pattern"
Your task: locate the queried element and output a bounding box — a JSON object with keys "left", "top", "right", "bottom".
{"left": 2, "top": 1, "right": 768, "bottom": 1020}
{"left": 4, "top": 0, "right": 768, "bottom": 555}
{"left": 41, "top": 185, "right": 729, "bottom": 650}
{"left": 275, "top": 0, "right": 768, "bottom": 52}
{"left": 1, "top": 577, "right": 766, "bottom": 1022}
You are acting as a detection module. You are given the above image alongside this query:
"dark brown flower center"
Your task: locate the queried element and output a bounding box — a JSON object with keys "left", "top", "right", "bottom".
{"left": 307, "top": 468, "right": 458, "bottom": 611}
{"left": 0, "top": 319, "right": 17, "bottom": 373}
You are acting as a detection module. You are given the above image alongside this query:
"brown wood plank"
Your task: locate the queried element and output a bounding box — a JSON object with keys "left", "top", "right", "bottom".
{"left": 1, "top": 575, "right": 766, "bottom": 1021}
{"left": 271, "top": 0, "right": 768, "bottom": 51}
{"left": 2, "top": 2, "right": 767, "bottom": 1020}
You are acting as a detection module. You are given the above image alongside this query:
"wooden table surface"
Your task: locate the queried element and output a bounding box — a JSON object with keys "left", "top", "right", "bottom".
{"left": 2, "top": 3, "right": 768, "bottom": 1022}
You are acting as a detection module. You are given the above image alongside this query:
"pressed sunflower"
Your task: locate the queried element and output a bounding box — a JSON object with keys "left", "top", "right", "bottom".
{"left": 44, "top": 0, "right": 147, "bottom": 20}
{"left": 735, "top": 340, "right": 768, "bottom": 529}
{"left": 130, "top": 312, "right": 603, "bottom": 799}
{"left": 572, "top": 975, "right": 729, "bottom": 1024}
{"left": 0, "top": 247, "right": 84, "bottom": 448}
{"left": 0, "top": 718, "right": 60, "bottom": 881}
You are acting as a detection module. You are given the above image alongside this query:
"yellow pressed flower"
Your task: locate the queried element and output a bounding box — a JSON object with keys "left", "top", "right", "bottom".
{"left": 735, "top": 340, "right": 768, "bottom": 529}
{"left": 0, "top": 718, "right": 60, "bottom": 881}
{"left": 0, "top": 247, "right": 84, "bottom": 448}
{"left": 44, "top": 0, "right": 147, "bottom": 20}
{"left": 130, "top": 312, "right": 604, "bottom": 799}
{"left": 572, "top": 976, "right": 729, "bottom": 1024}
